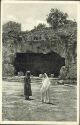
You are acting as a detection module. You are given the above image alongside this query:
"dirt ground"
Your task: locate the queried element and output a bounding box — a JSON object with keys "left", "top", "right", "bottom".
{"left": 2, "top": 78, "right": 77, "bottom": 121}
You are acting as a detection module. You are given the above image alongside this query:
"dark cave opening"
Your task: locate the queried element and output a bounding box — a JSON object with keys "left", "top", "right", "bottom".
{"left": 13, "top": 52, "right": 65, "bottom": 77}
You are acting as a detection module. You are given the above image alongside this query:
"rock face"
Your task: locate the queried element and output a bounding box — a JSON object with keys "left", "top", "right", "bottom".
{"left": 2, "top": 21, "right": 77, "bottom": 79}
{"left": 59, "top": 66, "right": 66, "bottom": 79}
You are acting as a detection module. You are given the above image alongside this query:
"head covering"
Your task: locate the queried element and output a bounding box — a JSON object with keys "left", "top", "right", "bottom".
{"left": 44, "top": 73, "right": 48, "bottom": 77}
{"left": 25, "top": 71, "right": 31, "bottom": 77}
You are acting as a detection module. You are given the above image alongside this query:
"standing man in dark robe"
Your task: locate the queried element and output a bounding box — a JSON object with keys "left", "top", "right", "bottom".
{"left": 24, "top": 71, "right": 32, "bottom": 100}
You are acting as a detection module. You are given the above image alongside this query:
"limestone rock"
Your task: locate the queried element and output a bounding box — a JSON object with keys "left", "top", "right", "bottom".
{"left": 59, "top": 66, "right": 67, "bottom": 79}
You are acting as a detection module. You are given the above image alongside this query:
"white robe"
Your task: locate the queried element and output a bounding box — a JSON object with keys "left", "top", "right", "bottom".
{"left": 40, "top": 74, "right": 51, "bottom": 93}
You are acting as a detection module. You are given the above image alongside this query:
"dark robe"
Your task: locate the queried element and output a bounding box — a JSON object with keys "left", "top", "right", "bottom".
{"left": 24, "top": 77, "right": 32, "bottom": 96}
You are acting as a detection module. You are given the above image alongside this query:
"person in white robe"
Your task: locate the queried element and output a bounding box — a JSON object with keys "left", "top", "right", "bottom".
{"left": 40, "top": 73, "right": 51, "bottom": 103}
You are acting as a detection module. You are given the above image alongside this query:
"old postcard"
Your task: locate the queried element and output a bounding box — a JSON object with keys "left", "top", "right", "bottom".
{"left": 0, "top": 0, "right": 80, "bottom": 125}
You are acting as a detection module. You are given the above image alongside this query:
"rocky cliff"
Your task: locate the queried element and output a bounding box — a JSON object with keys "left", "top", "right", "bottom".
{"left": 2, "top": 21, "right": 77, "bottom": 79}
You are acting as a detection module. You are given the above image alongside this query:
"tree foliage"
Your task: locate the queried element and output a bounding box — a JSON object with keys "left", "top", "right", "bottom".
{"left": 46, "top": 8, "right": 68, "bottom": 29}
{"left": 34, "top": 23, "right": 46, "bottom": 30}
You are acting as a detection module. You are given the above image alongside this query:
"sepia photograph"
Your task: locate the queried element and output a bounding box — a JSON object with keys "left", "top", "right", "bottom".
{"left": 1, "top": 1, "right": 79, "bottom": 124}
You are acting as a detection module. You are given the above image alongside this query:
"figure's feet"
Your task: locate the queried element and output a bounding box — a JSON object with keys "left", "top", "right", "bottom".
{"left": 41, "top": 99, "right": 44, "bottom": 103}
{"left": 41, "top": 99, "right": 46, "bottom": 103}
{"left": 25, "top": 98, "right": 28, "bottom": 100}
{"left": 28, "top": 98, "right": 31, "bottom": 101}
{"left": 46, "top": 99, "right": 50, "bottom": 104}
{"left": 25, "top": 97, "right": 29, "bottom": 100}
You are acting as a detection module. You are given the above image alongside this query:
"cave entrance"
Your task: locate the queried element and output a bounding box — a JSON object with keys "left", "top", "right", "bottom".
{"left": 13, "top": 52, "right": 65, "bottom": 77}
